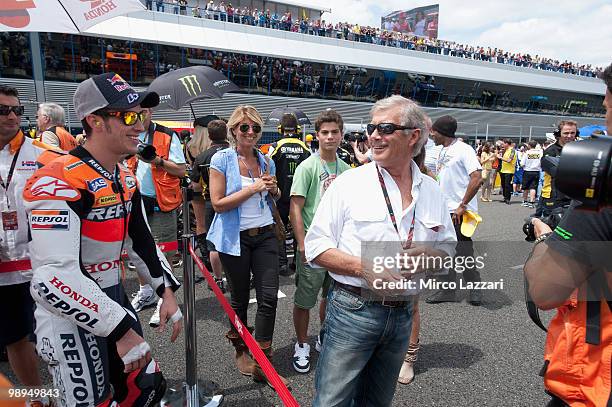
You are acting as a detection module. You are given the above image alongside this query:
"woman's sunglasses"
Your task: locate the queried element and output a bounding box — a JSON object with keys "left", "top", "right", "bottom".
{"left": 238, "top": 124, "right": 262, "bottom": 134}
{"left": 102, "top": 111, "right": 148, "bottom": 126}
{"left": 366, "top": 123, "right": 416, "bottom": 136}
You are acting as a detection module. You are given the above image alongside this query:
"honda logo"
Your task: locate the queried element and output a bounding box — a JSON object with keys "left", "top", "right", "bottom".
{"left": 178, "top": 75, "right": 202, "bottom": 97}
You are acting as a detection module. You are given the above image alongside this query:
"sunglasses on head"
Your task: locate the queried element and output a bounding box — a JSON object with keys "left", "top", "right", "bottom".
{"left": 238, "top": 123, "right": 262, "bottom": 134}
{"left": 0, "top": 105, "right": 24, "bottom": 116}
{"left": 102, "top": 111, "right": 148, "bottom": 126}
{"left": 366, "top": 123, "right": 415, "bottom": 136}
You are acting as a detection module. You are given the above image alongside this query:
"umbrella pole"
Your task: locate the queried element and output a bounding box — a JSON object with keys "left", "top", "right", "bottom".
{"left": 190, "top": 103, "right": 196, "bottom": 121}
{"left": 161, "top": 179, "right": 223, "bottom": 407}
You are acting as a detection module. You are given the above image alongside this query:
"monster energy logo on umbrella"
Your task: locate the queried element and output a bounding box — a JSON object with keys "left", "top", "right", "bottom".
{"left": 148, "top": 66, "right": 240, "bottom": 111}
{"left": 178, "top": 75, "right": 202, "bottom": 96}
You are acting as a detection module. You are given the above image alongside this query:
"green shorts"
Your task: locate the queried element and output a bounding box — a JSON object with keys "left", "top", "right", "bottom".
{"left": 294, "top": 253, "right": 331, "bottom": 310}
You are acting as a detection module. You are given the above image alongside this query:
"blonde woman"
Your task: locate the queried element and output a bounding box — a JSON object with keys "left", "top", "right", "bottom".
{"left": 479, "top": 142, "right": 495, "bottom": 201}
{"left": 187, "top": 115, "right": 217, "bottom": 271}
{"left": 208, "top": 105, "right": 287, "bottom": 386}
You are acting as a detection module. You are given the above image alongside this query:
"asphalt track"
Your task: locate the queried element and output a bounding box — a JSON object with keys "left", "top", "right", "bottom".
{"left": 1, "top": 193, "right": 555, "bottom": 406}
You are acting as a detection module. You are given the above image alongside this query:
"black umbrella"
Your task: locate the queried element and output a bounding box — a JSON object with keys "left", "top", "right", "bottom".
{"left": 148, "top": 66, "right": 240, "bottom": 112}
{"left": 266, "top": 106, "right": 311, "bottom": 125}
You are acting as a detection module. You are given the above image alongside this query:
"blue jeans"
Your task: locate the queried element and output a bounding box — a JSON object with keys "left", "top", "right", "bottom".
{"left": 313, "top": 284, "right": 413, "bottom": 407}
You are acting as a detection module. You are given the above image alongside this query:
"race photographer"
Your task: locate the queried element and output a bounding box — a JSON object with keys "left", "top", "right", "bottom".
{"left": 523, "top": 62, "right": 612, "bottom": 407}
{"left": 127, "top": 107, "right": 186, "bottom": 327}
{"left": 537, "top": 119, "right": 578, "bottom": 216}
{"left": 348, "top": 131, "right": 371, "bottom": 165}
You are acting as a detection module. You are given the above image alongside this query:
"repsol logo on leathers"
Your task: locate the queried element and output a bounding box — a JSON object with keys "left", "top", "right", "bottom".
{"left": 35, "top": 281, "right": 100, "bottom": 328}
{"left": 60, "top": 333, "right": 90, "bottom": 406}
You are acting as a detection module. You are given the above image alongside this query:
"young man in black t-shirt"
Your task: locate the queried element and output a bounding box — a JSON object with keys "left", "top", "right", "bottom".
{"left": 189, "top": 119, "right": 230, "bottom": 292}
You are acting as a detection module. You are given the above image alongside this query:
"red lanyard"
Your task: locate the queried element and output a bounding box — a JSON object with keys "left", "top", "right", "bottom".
{"left": 375, "top": 164, "right": 416, "bottom": 249}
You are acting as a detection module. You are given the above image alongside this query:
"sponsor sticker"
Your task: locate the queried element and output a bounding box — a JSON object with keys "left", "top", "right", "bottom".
{"left": 125, "top": 176, "right": 136, "bottom": 189}
{"left": 86, "top": 177, "right": 106, "bottom": 193}
{"left": 31, "top": 209, "right": 70, "bottom": 230}
{"left": 65, "top": 161, "right": 84, "bottom": 171}
{"left": 127, "top": 93, "right": 139, "bottom": 104}
{"left": 96, "top": 195, "right": 118, "bottom": 205}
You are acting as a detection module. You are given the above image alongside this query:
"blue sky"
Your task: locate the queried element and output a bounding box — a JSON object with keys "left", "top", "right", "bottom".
{"left": 310, "top": 0, "right": 611, "bottom": 68}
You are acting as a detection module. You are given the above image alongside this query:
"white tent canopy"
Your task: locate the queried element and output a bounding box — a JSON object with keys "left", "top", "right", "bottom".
{"left": 0, "top": 0, "right": 144, "bottom": 34}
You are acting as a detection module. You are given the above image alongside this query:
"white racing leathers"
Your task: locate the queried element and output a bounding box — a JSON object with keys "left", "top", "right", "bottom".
{"left": 24, "top": 147, "right": 180, "bottom": 407}
{"left": 0, "top": 131, "right": 50, "bottom": 285}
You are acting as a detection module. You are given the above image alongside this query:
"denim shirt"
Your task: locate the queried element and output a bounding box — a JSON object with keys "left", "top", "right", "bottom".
{"left": 207, "top": 148, "right": 277, "bottom": 256}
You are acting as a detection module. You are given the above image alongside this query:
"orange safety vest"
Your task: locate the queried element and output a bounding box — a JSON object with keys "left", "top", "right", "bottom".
{"left": 127, "top": 123, "right": 182, "bottom": 212}
{"left": 542, "top": 279, "right": 612, "bottom": 407}
{"left": 48, "top": 126, "right": 78, "bottom": 151}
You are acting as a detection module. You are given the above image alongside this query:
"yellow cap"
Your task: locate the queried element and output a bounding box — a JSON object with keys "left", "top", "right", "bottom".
{"left": 305, "top": 134, "right": 314, "bottom": 142}
{"left": 461, "top": 210, "right": 482, "bottom": 238}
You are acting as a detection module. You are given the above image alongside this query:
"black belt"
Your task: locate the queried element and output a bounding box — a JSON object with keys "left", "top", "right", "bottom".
{"left": 334, "top": 281, "right": 410, "bottom": 308}
{"left": 240, "top": 224, "right": 274, "bottom": 237}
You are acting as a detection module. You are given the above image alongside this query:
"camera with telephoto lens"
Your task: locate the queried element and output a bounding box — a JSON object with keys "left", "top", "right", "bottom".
{"left": 554, "top": 135, "right": 612, "bottom": 211}
{"left": 137, "top": 143, "right": 157, "bottom": 162}
{"left": 343, "top": 132, "right": 367, "bottom": 143}
{"left": 522, "top": 135, "right": 611, "bottom": 240}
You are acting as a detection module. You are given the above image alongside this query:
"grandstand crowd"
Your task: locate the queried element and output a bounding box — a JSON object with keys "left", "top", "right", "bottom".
{"left": 142, "top": 0, "right": 602, "bottom": 78}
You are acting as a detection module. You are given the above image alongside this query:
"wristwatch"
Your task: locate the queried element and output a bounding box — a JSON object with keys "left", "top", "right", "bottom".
{"left": 155, "top": 157, "right": 165, "bottom": 168}
{"left": 534, "top": 232, "right": 552, "bottom": 245}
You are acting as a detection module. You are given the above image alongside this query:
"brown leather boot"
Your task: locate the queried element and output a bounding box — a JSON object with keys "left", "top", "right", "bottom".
{"left": 225, "top": 328, "right": 255, "bottom": 376}
{"left": 252, "top": 342, "right": 290, "bottom": 389}
{"left": 398, "top": 340, "right": 420, "bottom": 385}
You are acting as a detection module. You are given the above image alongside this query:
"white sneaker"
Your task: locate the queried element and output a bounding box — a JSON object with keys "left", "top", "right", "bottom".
{"left": 292, "top": 342, "right": 311, "bottom": 373}
{"left": 315, "top": 334, "right": 322, "bottom": 353}
{"left": 149, "top": 299, "right": 162, "bottom": 327}
{"left": 131, "top": 288, "right": 157, "bottom": 313}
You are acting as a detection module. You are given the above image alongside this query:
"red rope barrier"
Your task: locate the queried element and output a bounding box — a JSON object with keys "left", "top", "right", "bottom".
{"left": 188, "top": 244, "right": 300, "bottom": 407}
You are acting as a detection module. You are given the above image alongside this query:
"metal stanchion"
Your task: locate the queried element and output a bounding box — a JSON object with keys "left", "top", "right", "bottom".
{"left": 162, "top": 177, "right": 224, "bottom": 407}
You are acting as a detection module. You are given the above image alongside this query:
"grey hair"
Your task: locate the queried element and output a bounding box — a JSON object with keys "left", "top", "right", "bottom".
{"left": 370, "top": 95, "right": 428, "bottom": 157}
{"left": 38, "top": 103, "right": 65, "bottom": 127}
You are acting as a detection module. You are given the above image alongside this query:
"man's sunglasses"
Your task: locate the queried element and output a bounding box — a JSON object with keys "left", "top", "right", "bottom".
{"left": 366, "top": 123, "right": 416, "bottom": 136}
{"left": 0, "top": 105, "right": 25, "bottom": 116}
{"left": 238, "top": 124, "right": 262, "bottom": 134}
{"left": 102, "top": 111, "right": 148, "bottom": 126}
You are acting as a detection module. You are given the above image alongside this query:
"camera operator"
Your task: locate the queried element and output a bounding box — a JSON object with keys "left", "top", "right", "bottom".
{"left": 523, "top": 62, "right": 612, "bottom": 407}
{"left": 127, "top": 108, "right": 185, "bottom": 327}
{"left": 348, "top": 132, "right": 371, "bottom": 165}
{"left": 537, "top": 120, "right": 578, "bottom": 216}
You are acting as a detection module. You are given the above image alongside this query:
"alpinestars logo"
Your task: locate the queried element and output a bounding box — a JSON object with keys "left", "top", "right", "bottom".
{"left": 30, "top": 177, "right": 79, "bottom": 199}
{"left": 82, "top": 0, "right": 119, "bottom": 23}
{"left": 178, "top": 75, "right": 202, "bottom": 96}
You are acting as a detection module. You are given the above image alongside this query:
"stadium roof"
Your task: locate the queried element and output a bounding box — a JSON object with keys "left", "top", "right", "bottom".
{"left": 271, "top": 0, "right": 331, "bottom": 14}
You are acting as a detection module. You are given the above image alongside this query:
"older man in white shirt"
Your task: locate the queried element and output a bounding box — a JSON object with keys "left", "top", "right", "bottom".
{"left": 306, "top": 95, "right": 456, "bottom": 407}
